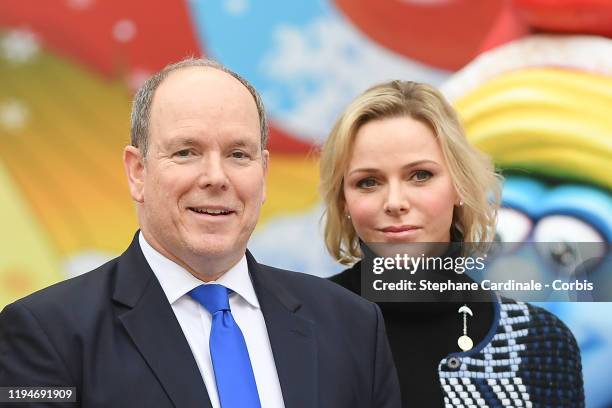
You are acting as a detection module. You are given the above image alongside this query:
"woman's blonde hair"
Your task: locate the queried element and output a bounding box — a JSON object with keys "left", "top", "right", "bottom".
{"left": 319, "top": 80, "right": 501, "bottom": 264}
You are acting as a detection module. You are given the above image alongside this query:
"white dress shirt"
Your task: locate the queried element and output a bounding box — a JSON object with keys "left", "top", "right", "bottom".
{"left": 139, "top": 233, "right": 285, "bottom": 408}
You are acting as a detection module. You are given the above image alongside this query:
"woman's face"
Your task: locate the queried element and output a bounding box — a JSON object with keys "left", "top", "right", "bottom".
{"left": 343, "top": 116, "right": 459, "bottom": 244}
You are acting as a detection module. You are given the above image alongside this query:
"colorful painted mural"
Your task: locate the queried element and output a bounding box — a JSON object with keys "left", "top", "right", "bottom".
{"left": 1, "top": 0, "right": 611, "bottom": 405}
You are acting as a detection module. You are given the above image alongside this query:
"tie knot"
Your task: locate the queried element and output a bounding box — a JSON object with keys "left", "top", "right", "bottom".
{"left": 189, "top": 284, "right": 230, "bottom": 314}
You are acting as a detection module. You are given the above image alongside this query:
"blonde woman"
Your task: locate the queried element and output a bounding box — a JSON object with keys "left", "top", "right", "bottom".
{"left": 320, "top": 80, "right": 584, "bottom": 407}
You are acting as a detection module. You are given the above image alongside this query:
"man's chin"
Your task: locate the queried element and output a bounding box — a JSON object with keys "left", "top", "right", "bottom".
{"left": 184, "top": 237, "right": 244, "bottom": 260}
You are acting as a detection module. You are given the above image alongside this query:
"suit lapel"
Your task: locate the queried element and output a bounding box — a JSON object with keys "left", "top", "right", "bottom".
{"left": 112, "top": 234, "right": 212, "bottom": 408}
{"left": 247, "top": 252, "right": 318, "bottom": 408}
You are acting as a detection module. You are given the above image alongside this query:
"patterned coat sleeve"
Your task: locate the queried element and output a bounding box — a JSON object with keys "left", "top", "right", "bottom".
{"left": 438, "top": 299, "right": 585, "bottom": 408}
{"left": 522, "top": 303, "right": 585, "bottom": 407}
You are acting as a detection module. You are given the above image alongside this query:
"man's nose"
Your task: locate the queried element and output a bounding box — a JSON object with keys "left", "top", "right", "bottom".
{"left": 383, "top": 181, "right": 409, "bottom": 216}
{"left": 197, "top": 155, "right": 229, "bottom": 190}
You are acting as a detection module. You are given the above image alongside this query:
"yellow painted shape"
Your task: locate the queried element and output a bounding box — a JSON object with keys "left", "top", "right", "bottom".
{"left": 456, "top": 68, "right": 612, "bottom": 118}
{"left": 495, "top": 147, "right": 612, "bottom": 187}
{"left": 0, "top": 160, "right": 61, "bottom": 307}
{"left": 260, "top": 153, "right": 320, "bottom": 225}
{"left": 1, "top": 47, "right": 138, "bottom": 256}
{"left": 455, "top": 67, "right": 612, "bottom": 189}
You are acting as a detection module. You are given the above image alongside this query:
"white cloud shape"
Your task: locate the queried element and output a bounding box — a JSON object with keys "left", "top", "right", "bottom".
{"left": 259, "top": 13, "right": 450, "bottom": 144}
{"left": 249, "top": 204, "right": 344, "bottom": 278}
{"left": 441, "top": 35, "right": 612, "bottom": 102}
{"left": 62, "top": 250, "right": 115, "bottom": 279}
{"left": 1, "top": 29, "right": 40, "bottom": 64}
{"left": 223, "top": 0, "right": 249, "bottom": 16}
{"left": 0, "top": 99, "right": 29, "bottom": 132}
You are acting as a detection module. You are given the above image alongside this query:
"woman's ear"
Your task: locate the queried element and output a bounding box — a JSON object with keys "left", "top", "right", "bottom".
{"left": 123, "top": 145, "right": 145, "bottom": 203}
{"left": 343, "top": 200, "right": 351, "bottom": 220}
{"left": 454, "top": 189, "right": 463, "bottom": 207}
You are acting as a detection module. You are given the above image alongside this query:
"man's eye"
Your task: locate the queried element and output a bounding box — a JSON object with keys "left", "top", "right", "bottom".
{"left": 412, "top": 170, "right": 432, "bottom": 182}
{"left": 357, "top": 178, "right": 378, "bottom": 188}
{"left": 231, "top": 150, "right": 248, "bottom": 159}
{"left": 175, "top": 149, "right": 192, "bottom": 157}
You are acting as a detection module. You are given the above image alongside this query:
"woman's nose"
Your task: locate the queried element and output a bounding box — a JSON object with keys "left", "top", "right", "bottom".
{"left": 383, "top": 181, "right": 409, "bottom": 215}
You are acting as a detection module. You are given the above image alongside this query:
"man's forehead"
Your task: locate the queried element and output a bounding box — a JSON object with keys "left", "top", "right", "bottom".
{"left": 147, "top": 66, "right": 261, "bottom": 145}
{"left": 154, "top": 66, "right": 253, "bottom": 104}
{"left": 149, "top": 67, "right": 259, "bottom": 127}
{"left": 163, "top": 135, "right": 260, "bottom": 150}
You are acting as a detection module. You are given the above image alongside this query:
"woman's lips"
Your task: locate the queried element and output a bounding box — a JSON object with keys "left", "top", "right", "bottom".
{"left": 379, "top": 225, "right": 422, "bottom": 240}
{"left": 381, "top": 225, "right": 420, "bottom": 233}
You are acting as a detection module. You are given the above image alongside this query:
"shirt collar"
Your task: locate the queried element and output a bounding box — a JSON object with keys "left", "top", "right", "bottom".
{"left": 138, "top": 232, "right": 260, "bottom": 309}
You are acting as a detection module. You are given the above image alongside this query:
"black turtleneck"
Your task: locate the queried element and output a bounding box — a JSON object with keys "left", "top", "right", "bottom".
{"left": 330, "top": 257, "right": 495, "bottom": 408}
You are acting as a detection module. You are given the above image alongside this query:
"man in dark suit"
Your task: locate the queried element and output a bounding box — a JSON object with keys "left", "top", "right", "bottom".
{"left": 0, "top": 58, "right": 400, "bottom": 407}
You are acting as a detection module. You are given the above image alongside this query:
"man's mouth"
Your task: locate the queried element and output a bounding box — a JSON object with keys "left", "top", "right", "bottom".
{"left": 188, "top": 207, "right": 234, "bottom": 216}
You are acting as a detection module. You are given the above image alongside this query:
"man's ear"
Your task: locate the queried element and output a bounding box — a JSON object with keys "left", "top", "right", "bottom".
{"left": 261, "top": 149, "right": 269, "bottom": 204}
{"left": 123, "top": 145, "right": 145, "bottom": 203}
{"left": 262, "top": 149, "right": 269, "bottom": 174}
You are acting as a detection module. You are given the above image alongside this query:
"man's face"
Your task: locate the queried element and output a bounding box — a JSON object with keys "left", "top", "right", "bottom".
{"left": 126, "top": 67, "right": 267, "bottom": 275}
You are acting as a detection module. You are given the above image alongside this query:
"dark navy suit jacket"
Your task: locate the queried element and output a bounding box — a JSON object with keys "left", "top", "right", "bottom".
{"left": 0, "top": 234, "right": 401, "bottom": 407}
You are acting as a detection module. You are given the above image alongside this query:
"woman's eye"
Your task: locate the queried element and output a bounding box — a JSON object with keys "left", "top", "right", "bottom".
{"left": 412, "top": 170, "right": 432, "bottom": 182}
{"left": 356, "top": 178, "right": 378, "bottom": 188}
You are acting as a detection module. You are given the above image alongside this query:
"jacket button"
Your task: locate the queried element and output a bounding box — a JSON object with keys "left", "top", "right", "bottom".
{"left": 447, "top": 357, "right": 461, "bottom": 370}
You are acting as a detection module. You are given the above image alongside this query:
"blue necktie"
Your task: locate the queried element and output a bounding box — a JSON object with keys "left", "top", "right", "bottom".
{"left": 189, "top": 284, "right": 261, "bottom": 408}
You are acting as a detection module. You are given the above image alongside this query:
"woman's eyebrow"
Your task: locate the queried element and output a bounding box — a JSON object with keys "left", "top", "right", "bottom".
{"left": 402, "top": 159, "right": 439, "bottom": 168}
{"left": 347, "top": 167, "right": 380, "bottom": 177}
{"left": 347, "top": 160, "right": 439, "bottom": 176}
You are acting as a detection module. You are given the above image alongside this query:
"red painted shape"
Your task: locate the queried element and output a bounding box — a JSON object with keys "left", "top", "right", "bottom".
{"left": 514, "top": 0, "right": 612, "bottom": 37}
{"left": 0, "top": 0, "right": 315, "bottom": 154}
{"left": 268, "top": 124, "right": 315, "bottom": 154}
{"left": 333, "top": 0, "right": 527, "bottom": 71}
{"left": 0, "top": 0, "right": 202, "bottom": 78}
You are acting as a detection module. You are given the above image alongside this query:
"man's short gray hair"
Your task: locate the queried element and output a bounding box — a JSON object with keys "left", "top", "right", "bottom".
{"left": 130, "top": 57, "right": 268, "bottom": 157}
